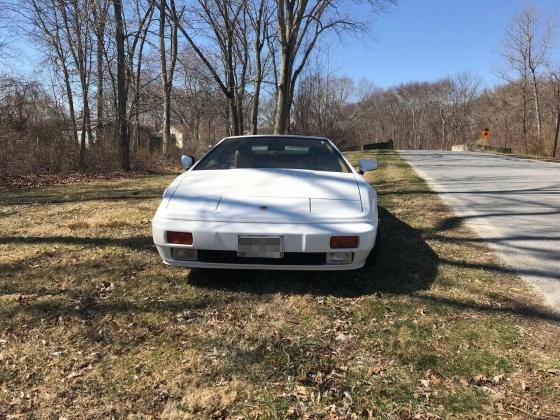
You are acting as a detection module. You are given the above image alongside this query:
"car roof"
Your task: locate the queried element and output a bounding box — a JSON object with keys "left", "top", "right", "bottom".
{"left": 223, "top": 134, "right": 330, "bottom": 141}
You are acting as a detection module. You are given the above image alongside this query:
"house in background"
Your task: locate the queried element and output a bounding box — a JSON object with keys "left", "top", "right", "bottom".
{"left": 149, "top": 125, "right": 186, "bottom": 152}
{"left": 70, "top": 123, "right": 187, "bottom": 152}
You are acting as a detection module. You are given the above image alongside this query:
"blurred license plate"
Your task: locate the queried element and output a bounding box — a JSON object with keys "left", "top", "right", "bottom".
{"left": 237, "top": 236, "right": 283, "bottom": 258}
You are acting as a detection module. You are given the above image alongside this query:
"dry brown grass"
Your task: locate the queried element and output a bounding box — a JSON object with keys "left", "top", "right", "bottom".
{"left": 0, "top": 151, "right": 559, "bottom": 418}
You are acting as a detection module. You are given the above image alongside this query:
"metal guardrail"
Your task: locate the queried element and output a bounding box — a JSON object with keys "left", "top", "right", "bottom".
{"left": 451, "top": 144, "right": 512, "bottom": 154}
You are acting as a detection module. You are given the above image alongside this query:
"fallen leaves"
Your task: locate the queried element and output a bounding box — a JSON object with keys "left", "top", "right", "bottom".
{"left": 99, "top": 281, "right": 114, "bottom": 296}
{"left": 313, "top": 371, "right": 325, "bottom": 384}
{"left": 472, "top": 374, "right": 507, "bottom": 387}
{"left": 366, "top": 365, "right": 384, "bottom": 376}
{"left": 295, "top": 385, "right": 310, "bottom": 400}
{"left": 325, "top": 403, "right": 356, "bottom": 420}
{"left": 172, "top": 309, "right": 202, "bottom": 324}
{"left": 0, "top": 171, "right": 152, "bottom": 193}
{"left": 65, "top": 370, "right": 82, "bottom": 380}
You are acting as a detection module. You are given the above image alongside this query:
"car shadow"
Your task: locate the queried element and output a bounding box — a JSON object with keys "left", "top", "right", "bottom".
{"left": 186, "top": 206, "right": 439, "bottom": 297}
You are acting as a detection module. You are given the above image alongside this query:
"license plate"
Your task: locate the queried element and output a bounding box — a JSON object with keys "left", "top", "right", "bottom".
{"left": 237, "top": 236, "right": 283, "bottom": 258}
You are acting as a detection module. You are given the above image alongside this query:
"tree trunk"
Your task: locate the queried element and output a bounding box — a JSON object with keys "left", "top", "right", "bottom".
{"left": 159, "top": 0, "right": 170, "bottom": 154}
{"left": 236, "top": 93, "right": 244, "bottom": 134}
{"left": 131, "top": 11, "right": 152, "bottom": 151}
{"left": 441, "top": 117, "right": 446, "bottom": 149}
{"left": 95, "top": 15, "right": 105, "bottom": 149}
{"left": 159, "top": 0, "right": 178, "bottom": 153}
{"left": 554, "top": 109, "right": 560, "bottom": 158}
{"left": 103, "top": 46, "right": 119, "bottom": 145}
{"left": 251, "top": 73, "right": 261, "bottom": 134}
{"left": 521, "top": 81, "right": 528, "bottom": 149}
{"left": 61, "top": 64, "right": 79, "bottom": 158}
{"left": 79, "top": 116, "right": 86, "bottom": 167}
{"left": 60, "top": 0, "right": 92, "bottom": 168}
{"left": 250, "top": 1, "right": 265, "bottom": 135}
{"left": 228, "top": 96, "right": 239, "bottom": 136}
{"left": 531, "top": 72, "right": 542, "bottom": 136}
{"left": 79, "top": 86, "right": 94, "bottom": 168}
{"left": 225, "top": 33, "right": 240, "bottom": 136}
{"left": 274, "top": 45, "right": 292, "bottom": 134}
{"left": 162, "top": 83, "right": 171, "bottom": 151}
{"left": 83, "top": 88, "right": 93, "bottom": 145}
{"left": 113, "top": 0, "right": 130, "bottom": 171}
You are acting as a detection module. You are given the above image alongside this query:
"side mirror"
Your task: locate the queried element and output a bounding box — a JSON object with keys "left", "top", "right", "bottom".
{"left": 181, "top": 155, "right": 194, "bottom": 170}
{"left": 358, "top": 159, "right": 377, "bottom": 174}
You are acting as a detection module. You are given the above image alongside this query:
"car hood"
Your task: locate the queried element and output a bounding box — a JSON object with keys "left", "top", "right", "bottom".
{"left": 161, "top": 168, "right": 368, "bottom": 222}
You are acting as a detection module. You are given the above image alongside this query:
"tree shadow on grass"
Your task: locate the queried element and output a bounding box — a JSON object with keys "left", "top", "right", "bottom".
{"left": 0, "top": 190, "right": 164, "bottom": 205}
{"left": 0, "top": 235, "right": 154, "bottom": 250}
{"left": 187, "top": 206, "right": 439, "bottom": 297}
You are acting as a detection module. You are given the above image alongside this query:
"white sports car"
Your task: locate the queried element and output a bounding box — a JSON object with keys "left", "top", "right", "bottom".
{"left": 152, "top": 135, "right": 379, "bottom": 270}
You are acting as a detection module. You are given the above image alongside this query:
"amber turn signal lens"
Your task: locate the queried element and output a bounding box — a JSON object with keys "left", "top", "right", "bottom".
{"left": 330, "top": 236, "right": 359, "bottom": 249}
{"left": 166, "top": 231, "right": 193, "bottom": 245}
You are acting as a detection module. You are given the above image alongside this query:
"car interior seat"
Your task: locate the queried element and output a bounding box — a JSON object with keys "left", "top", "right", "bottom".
{"left": 234, "top": 145, "right": 254, "bottom": 168}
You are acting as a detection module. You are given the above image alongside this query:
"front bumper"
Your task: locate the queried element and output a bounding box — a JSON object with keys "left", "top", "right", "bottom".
{"left": 152, "top": 218, "right": 378, "bottom": 271}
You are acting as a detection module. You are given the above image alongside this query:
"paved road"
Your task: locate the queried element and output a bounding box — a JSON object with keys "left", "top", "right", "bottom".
{"left": 400, "top": 150, "right": 560, "bottom": 312}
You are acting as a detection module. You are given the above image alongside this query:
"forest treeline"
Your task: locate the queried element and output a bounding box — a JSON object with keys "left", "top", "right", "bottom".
{"left": 0, "top": 3, "right": 559, "bottom": 176}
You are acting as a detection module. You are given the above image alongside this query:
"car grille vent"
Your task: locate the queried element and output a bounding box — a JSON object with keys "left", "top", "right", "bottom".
{"left": 197, "top": 250, "right": 326, "bottom": 265}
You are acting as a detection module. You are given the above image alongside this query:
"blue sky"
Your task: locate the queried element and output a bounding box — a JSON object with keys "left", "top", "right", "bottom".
{"left": 2, "top": 0, "right": 560, "bottom": 89}
{"left": 331, "top": 0, "right": 560, "bottom": 88}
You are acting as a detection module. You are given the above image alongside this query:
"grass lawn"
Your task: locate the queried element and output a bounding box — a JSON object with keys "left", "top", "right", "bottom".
{"left": 1, "top": 151, "right": 559, "bottom": 418}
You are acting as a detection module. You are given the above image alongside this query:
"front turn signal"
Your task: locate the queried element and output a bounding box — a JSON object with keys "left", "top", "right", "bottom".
{"left": 330, "top": 236, "right": 359, "bottom": 249}
{"left": 166, "top": 231, "right": 193, "bottom": 245}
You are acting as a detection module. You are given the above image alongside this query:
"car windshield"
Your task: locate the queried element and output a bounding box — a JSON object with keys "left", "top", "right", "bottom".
{"left": 193, "top": 137, "right": 351, "bottom": 173}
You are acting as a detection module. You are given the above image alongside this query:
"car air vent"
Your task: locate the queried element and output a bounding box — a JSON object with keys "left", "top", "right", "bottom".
{"left": 197, "top": 250, "right": 326, "bottom": 265}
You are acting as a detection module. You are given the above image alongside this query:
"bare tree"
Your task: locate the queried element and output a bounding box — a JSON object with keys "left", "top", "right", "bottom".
{"left": 248, "top": 0, "right": 272, "bottom": 133}
{"left": 195, "top": 0, "right": 250, "bottom": 135}
{"left": 273, "top": 0, "right": 392, "bottom": 134}
{"left": 125, "top": 0, "right": 156, "bottom": 151}
{"left": 59, "top": 0, "right": 95, "bottom": 167}
{"left": 0, "top": 76, "right": 70, "bottom": 174}
{"left": 549, "top": 69, "right": 560, "bottom": 158}
{"left": 102, "top": 0, "right": 155, "bottom": 154}
{"left": 113, "top": 0, "right": 129, "bottom": 170}
{"left": 172, "top": 7, "right": 233, "bottom": 134}
{"left": 448, "top": 72, "right": 481, "bottom": 147}
{"left": 0, "top": 1, "right": 11, "bottom": 56}
{"left": 159, "top": 0, "right": 179, "bottom": 153}
{"left": 500, "top": 8, "right": 552, "bottom": 142}
{"left": 27, "top": 0, "right": 80, "bottom": 157}
{"left": 92, "top": 0, "right": 110, "bottom": 147}
{"left": 174, "top": 48, "right": 228, "bottom": 151}
{"left": 169, "top": 0, "right": 281, "bottom": 136}
{"left": 293, "top": 62, "right": 355, "bottom": 143}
